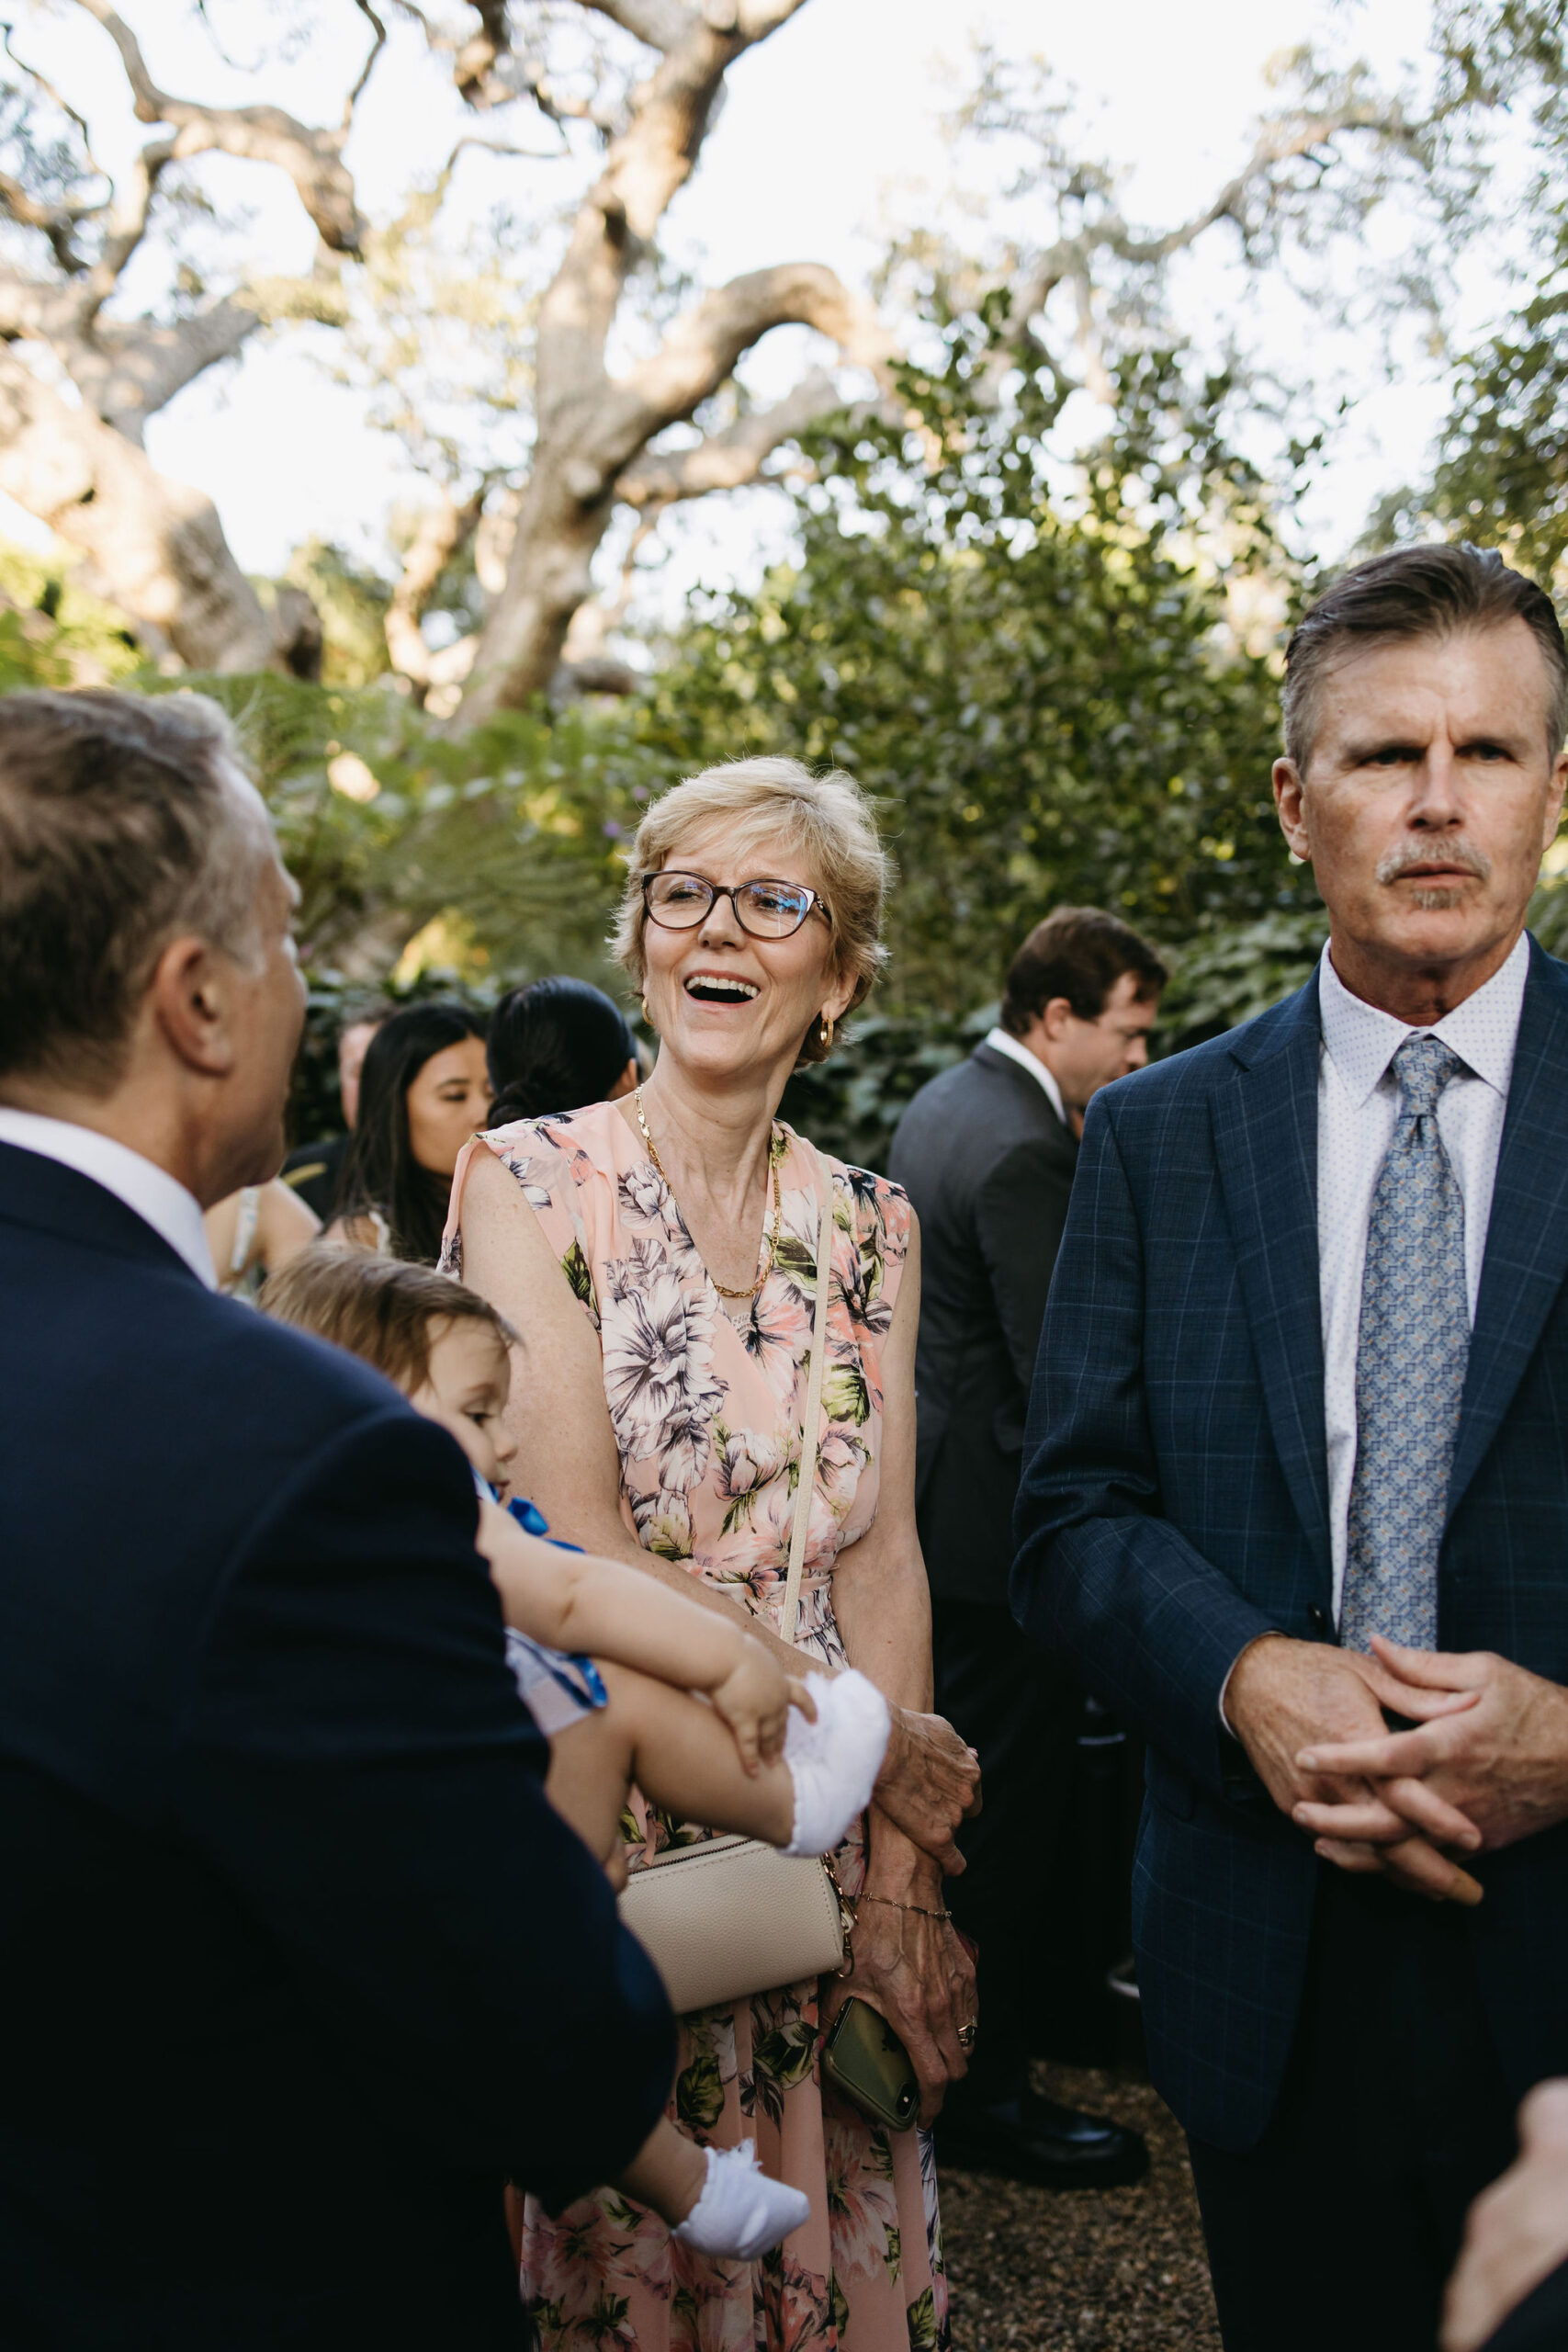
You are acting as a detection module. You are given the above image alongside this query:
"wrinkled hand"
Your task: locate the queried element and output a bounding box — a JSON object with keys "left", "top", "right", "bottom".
{"left": 822, "top": 1823, "right": 976, "bottom": 2127}
{"left": 1443, "top": 2081, "right": 1568, "bottom": 2352}
{"left": 1226, "top": 1633, "right": 1481, "bottom": 1899}
{"left": 872, "top": 1708, "right": 981, "bottom": 1877}
{"left": 1296, "top": 1638, "right": 1568, "bottom": 1858}
{"left": 709, "top": 1638, "right": 810, "bottom": 1771}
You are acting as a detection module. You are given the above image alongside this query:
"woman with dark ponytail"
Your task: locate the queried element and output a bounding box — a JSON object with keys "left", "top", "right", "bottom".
{"left": 330, "top": 1001, "right": 489, "bottom": 1262}
{"left": 485, "top": 978, "right": 639, "bottom": 1127}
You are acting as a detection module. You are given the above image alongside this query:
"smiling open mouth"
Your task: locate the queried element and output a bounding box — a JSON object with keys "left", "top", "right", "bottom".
{"left": 684, "top": 974, "right": 759, "bottom": 1002}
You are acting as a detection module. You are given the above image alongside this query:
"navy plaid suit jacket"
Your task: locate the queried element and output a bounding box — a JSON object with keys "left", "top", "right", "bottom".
{"left": 1011, "top": 936, "right": 1568, "bottom": 2152}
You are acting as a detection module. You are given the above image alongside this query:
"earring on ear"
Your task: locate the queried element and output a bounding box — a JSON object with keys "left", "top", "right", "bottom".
{"left": 640, "top": 996, "right": 652, "bottom": 1025}
{"left": 818, "top": 1011, "right": 835, "bottom": 1051}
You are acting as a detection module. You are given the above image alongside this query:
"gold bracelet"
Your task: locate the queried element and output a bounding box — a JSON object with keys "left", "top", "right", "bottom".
{"left": 858, "top": 1894, "right": 952, "bottom": 1921}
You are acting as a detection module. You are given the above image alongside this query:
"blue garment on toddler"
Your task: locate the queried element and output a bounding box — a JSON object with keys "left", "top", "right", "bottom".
{"left": 476, "top": 1476, "right": 608, "bottom": 1731}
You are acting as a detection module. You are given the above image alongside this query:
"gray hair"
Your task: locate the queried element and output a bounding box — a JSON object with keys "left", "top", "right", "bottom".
{"left": 1282, "top": 542, "right": 1568, "bottom": 773}
{"left": 0, "top": 687, "right": 272, "bottom": 1090}
{"left": 612, "top": 756, "right": 890, "bottom": 1065}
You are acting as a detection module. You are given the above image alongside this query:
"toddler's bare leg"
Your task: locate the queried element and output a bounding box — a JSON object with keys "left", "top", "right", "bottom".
{"left": 615, "top": 2120, "right": 708, "bottom": 2227}
{"left": 542, "top": 1702, "right": 637, "bottom": 1881}
{"left": 545, "top": 1660, "right": 795, "bottom": 1879}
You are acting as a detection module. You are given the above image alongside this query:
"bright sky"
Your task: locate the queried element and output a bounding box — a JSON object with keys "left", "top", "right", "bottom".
{"left": 6, "top": 0, "right": 1507, "bottom": 609}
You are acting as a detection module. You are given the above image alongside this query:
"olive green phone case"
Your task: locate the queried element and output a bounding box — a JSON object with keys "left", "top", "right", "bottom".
{"left": 821, "top": 1997, "right": 919, "bottom": 2132}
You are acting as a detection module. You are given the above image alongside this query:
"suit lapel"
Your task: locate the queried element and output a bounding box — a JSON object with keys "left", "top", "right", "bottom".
{"left": 1210, "top": 978, "right": 1331, "bottom": 1567}
{"left": 1448, "top": 942, "right": 1568, "bottom": 1520}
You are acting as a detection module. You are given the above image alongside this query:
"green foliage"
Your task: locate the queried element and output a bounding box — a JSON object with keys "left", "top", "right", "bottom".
{"left": 1529, "top": 872, "right": 1568, "bottom": 959}
{"left": 276, "top": 539, "right": 394, "bottom": 685}
{"left": 0, "top": 541, "right": 142, "bottom": 689}
{"left": 1154, "top": 906, "right": 1330, "bottom": 1054}
{"left": 142, "top": 668, "right": 661, "bottom": 988}
{"left": 1411, "top": 218, "right": 1568, "bottom": 583}
{"left": 780, "top": 1008, "right": 994, "bottom": 1170}
{"left": 1387, "top": 6, "right": 1568, "bottom": 577}
{"left": 640, "top": 325, "right": 1308, "bottom": 1016}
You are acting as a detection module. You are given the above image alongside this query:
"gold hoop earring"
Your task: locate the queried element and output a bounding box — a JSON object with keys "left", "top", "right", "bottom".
{"left": 818, "top": 1011, "right": 835, "bottom": 1051}
{"left": 640, "top": 996, "right": 652, "bottom": 1026}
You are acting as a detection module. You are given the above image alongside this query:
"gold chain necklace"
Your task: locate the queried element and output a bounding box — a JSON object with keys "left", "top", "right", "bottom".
{"left": 635, "top": 1087, "right": 783, "bottom": 1303}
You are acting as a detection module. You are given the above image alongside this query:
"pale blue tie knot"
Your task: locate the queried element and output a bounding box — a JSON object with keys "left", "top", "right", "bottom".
{"left": 1341, "top": 1032, "right": 1472, "bottom": 1655}
{"left": 1392, "top": 1034, "right": 1465, "bottom": 1124}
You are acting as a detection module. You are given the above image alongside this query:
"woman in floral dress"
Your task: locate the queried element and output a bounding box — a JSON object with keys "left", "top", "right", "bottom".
{"left": 445, "top": 759, "right": 980, "bottom": 2352}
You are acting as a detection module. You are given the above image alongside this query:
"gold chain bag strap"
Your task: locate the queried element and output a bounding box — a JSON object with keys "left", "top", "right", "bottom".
{"left": 617, "top": 1159, "right": 854, "bottom": 2015}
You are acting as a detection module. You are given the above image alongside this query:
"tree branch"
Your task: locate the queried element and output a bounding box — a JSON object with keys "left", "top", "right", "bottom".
{"left": 599, "top": 263, "right": 888, "bottom": 467}
{"left": 1, "top": 22, "right": 102, "bottom": 175}
{"left": 345, "top": 0, "right": 390, "bottom": 127}
{"left": 78, "top": 136, "right": 176, "bottom": 321}
{"left": 72, "top": 0, "right": 367, "bottom": 253}
{"left": 1009, "top": 102, "right": 1418, "bottom": 326}
{"left": 0, "top": 171, "right": 97, "bottom": 273}
{"left": 0, "top": 343, "right": 277, "bottom": 668}
{"left": 384, "top": 484, "right": 486, "bottom": 693}
{"left": 68, "top": 297, "right": 265, "bottom": 442}
{"left": 614, "top": 366, "right": 840, "bottom": 503}
{"left": 580, "top": 1, "right": 702, "bottom": 54}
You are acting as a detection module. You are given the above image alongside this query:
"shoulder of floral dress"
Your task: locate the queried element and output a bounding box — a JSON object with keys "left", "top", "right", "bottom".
{"left": 479, "top": 1101, "right": 629, "bottom": 1186}
{"left": 839, "top": 1159, "right": 912, "bottom": 1254}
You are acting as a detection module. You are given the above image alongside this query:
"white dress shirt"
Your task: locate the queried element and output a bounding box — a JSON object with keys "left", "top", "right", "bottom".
{"left": 1317, "top": 934, "right": 1528, "bottom": 1621}
{"left": 983, "top": 1024, "right": 1068, "bottom": 1127}
{"left": 0, "top": 1107, "right": 216, "bottom": 1286}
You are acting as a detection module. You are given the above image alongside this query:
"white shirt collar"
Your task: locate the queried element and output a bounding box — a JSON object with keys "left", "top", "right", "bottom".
{"left": 983, "top": 1025, "right": 1068, "bottom": 1126}
{"left": 0, "top": 1108, "right": 217, "bottom": 1286}
{"left": 1317, "top": 933, "right": 1529, "bottom": 1111}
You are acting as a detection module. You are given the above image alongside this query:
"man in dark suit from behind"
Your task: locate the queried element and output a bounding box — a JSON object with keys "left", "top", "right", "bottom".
{"left": 0, "top": 689, "right": 674, "bottom": 2348}
{"left": 888, "top": 908, "right": 1165, "bottom": 2185}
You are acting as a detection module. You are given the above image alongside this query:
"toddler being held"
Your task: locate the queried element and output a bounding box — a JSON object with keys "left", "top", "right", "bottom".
{"left": 262, "top": 1246, "right": 890, "bottom": 2262}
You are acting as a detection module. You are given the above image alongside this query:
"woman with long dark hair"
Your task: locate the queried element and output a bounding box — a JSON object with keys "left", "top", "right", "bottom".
{"left": 486, "top": 977, "right": 639, "bottom": 1126}
{"left": 330, "top": 1001, "right": 488, "bottom": 1262}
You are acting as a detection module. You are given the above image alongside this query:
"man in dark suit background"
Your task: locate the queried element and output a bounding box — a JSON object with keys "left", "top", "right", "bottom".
{"left": 890, "top": 908, "right": 1165, "bottom": 2185}
{"left": 1015, "top": 545, "right": 1568, "bottom": 2348}
{"left": 0, "top": 689, "right": 675, "bottom": 2347}
{"left": 281, "top": 998, "right": 390, "bottom": 1218}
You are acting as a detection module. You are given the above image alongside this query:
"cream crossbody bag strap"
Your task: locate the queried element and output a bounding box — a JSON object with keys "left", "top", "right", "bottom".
{"left": 616, "top": 1152, "right": 851, "bottom": 2018}
{"left": 779, "top": 1154, "right": 835, "bottom": 1647}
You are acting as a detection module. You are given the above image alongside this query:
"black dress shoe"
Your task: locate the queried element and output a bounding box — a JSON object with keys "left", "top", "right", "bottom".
{"left": 936, "top": 2088, "right": 1150, "bottom": 2188}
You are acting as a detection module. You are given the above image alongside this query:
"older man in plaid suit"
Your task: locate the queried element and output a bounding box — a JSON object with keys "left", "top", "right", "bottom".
{"left": 1014, "top": 543, "right": 1568, "bottom": 2351}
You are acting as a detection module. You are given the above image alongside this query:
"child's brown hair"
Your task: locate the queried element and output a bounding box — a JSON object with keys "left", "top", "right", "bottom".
{"left": 260, "top": 1244, "right": 516, "bottom": 1391}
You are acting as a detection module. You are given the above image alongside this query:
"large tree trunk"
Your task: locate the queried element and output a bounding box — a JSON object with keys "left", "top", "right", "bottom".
{"left": 457, "top": 461, "right": 618, "bottom": 713}
{"left": 0, "top": 355, "right": 277, "bottom": 669}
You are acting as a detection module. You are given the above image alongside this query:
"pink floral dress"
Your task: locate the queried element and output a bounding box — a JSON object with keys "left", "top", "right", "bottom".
{"left": 444, "top": 1101, "right": 948, "bottom": 2352}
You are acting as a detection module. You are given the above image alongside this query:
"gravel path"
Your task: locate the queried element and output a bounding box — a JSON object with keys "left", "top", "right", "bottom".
{"left": 937, "top": 2066, "right": 1221, "bottom": 2351}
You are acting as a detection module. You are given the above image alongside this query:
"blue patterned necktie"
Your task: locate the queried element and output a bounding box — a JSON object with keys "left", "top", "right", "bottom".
{"left": 1341, "top": 1035, "right": 1471, "bottom": 1654}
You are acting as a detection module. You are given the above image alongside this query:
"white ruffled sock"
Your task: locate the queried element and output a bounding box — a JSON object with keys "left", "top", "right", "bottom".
{"left": 671, "top": 2142, "right": 811, "bottom": 2260}
{"left": 782, "top": 1668, "right": 890, "bottom": 1857}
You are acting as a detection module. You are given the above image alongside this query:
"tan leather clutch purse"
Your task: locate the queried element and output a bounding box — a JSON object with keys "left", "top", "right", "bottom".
{"left": 618, "top": 1832, "right": 848, "bottom": 2014}
{"left": 618, "top": 1166, "right": 854, "bottom": 2014}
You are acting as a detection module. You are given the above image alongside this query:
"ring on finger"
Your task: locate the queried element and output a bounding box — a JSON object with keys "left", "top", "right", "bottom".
{"left": 957, "top": 2019, "right": 977, "bottom": 2050}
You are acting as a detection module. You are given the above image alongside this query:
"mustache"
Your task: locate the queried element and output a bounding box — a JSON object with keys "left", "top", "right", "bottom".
{"left": 1375, "top": 836, "right": 1493, "bottom": 887}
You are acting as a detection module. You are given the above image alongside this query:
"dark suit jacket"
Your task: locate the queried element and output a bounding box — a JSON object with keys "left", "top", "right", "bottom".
{"left": 282, "top": 1129, "right": 350, "bottom": 1222}
{"left": 890, "top": 1042, "right": 1078, "bottom": 1605}
{"left": 1012, "top": 942, "right": 1568, "bottom": 2152}
{"left": 0, "top": 1141, "right": 673, "bottom": 2349}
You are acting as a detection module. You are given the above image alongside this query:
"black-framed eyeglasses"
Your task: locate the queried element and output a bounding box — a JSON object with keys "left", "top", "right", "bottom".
{"left": 642, "top": 871, "right": 829, "bottom": 940}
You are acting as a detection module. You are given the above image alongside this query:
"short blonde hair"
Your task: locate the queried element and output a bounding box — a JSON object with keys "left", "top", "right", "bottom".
{"left": 613, "top": 757, "right": 890, "bottom": 1065}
